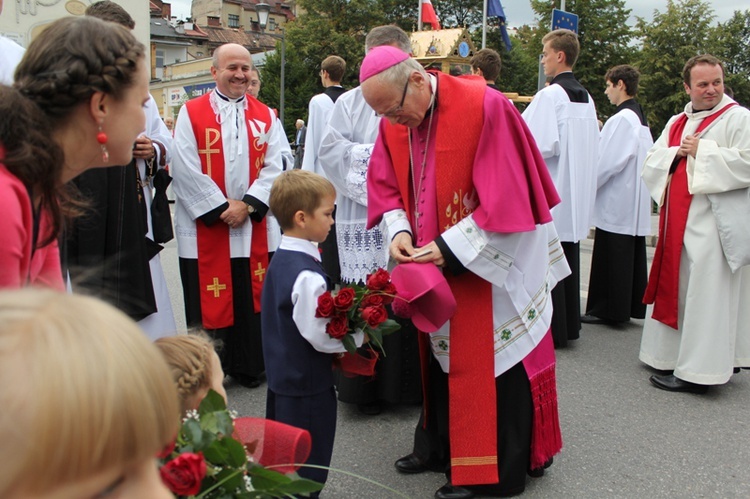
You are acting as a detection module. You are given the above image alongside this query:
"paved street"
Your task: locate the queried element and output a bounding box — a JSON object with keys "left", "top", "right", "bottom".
{"left": 158, "top": 222, "right": 750, "bottom": 498}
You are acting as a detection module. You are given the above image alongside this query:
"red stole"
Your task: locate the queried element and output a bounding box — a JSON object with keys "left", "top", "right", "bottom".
{"left": 186, "top": 93, "right": 270, "bottom": 329}
{"left": 643, "top": 103, "right": 737, "bottom": 328}
{"left": 384, "top": 74, "right": 499, "bottom": 485}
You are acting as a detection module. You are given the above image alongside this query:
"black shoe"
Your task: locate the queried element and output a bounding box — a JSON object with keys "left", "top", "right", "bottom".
{"left": 528, "top": 457, "right": 554, "bottom": 477}
{"left": 234, "top": 375, "right": 261, "bottom": 389}
{"left": 357, "top": 401, "right": 382, "bottom": 415}
{"left": 394, "top": 453, "right": 429, "bottom": 474}
{"left": 527, "top": 466, "right": 544, "bottom": 478}
{"left": 435, "top": 484, "right": 474, "bottom": 499}
{"left": 649, "top": 374, "right": 708, "bottom": 394}
{"left": 580, "top": 314, "right": 611, "bottom": 325}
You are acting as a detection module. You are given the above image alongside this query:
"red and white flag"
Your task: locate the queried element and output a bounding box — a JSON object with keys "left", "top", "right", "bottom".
{"left": 421, "top": 0, "right": 441, "bottom": 30}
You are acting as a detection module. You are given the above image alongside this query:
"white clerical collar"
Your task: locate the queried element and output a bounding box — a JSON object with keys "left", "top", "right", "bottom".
{"left": 427, "top": 73, "right": 437, "bottom": 109}
{"left": 685, "top": 93, "right": 734, "bottom": 118}
{"left": 209, "top": 89, "right": 248, "bottom": 161}
{"left": 279, "top": 235, "right": 321, "bottom": 261}
{"left": 214, "top": 88, "right": 246, "bottom": 104}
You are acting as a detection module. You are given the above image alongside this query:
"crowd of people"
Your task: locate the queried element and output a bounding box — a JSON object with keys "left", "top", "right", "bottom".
{"left": 0, "top": 0, "right": 749, "bottom": 497}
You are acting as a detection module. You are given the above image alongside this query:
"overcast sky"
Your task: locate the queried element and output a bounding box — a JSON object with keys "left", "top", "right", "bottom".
{"left": 168, "top": 0, "right": 740, "bottom": 29}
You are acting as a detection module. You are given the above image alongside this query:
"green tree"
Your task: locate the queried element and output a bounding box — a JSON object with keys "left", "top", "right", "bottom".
{"left": 471, "top": 26, "right": 539, "bottom": 103}
{"left": 259, "top": 0, "right": 413, "bottom": 137}
{"left": 529, "top": 0, "right": 636, "bottom": 117}
{"left": 434, "top": 0, "right": 483, "bottom": 28}
{"left": 709, "top": 10, "right": 750, "bottom": 107}
{"left": 635, "top": 0, "right": 716, "bottom": 136}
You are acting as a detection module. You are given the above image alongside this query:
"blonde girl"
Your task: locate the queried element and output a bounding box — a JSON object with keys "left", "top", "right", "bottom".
{"left": 0, "top": 289, "right": 180, "bottom": 498}
{"left": 155, "top": 333, "right": 227, "bottom": 415}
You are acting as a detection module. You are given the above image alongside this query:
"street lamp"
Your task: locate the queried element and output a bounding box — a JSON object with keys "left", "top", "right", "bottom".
{"left": 255, "top": 2, "right": 285, "bottom": 125}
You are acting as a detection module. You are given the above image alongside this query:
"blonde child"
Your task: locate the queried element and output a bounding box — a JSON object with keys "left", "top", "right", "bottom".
{"left": 261, "top": 169, "right": 365, "bottom": 492}
{"left": 0, "top": 289, "right": 180, "bottom": 498}
{"left": 155, "top": 333, "right": 227, "bottom": 415}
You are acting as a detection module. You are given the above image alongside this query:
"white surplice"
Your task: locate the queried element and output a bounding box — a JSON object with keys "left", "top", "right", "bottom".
{"left": 594, "top": 105, "right": 653, "bottom": 236}
{"left": 171, "top": 90, "right": 283, "bottom": 259}
{"left": 266, "top": 116, "right": 293, "bottom": 252}
{"left": 522, "top": 82, "right": 599, "bottom": 242}
{"left": 301, "top": 91, "right": 339, "bottom": 178}
{"left": 0, "top": 36, "right": 24, "bottom": 86}
{"left": 639, "top": 94, "right": 750, "bottom": 384}
{"left": 382, "top": 210, "right": 569, "bottom": 376}
{"left": 136, "top": 96, "right": 177, "bottom": 339}
{"left": 318, "top": 87, "right": 386, "bottom": 283}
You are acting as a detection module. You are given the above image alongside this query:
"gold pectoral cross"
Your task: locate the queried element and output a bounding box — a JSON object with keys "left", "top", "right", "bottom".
{"left": 254, "top": 262, "right": 266, "bottom": 283}
{"left": 198, "top": 128, "right": 221, "bottom": 177}
{"left": 206, "top": 277, "right": 227, "bottom": 298}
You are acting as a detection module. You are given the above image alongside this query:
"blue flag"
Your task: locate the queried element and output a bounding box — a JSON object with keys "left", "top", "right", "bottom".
{"left": 487, "top": 0, "right": 512, "bottom": 51}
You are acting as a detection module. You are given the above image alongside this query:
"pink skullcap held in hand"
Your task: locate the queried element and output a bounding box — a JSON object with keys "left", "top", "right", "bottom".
{"left": 390, "top": 262, "right": 457, "bottom": 333}
{"left": 359, "top": 46, "right": 410, "bottom": 83}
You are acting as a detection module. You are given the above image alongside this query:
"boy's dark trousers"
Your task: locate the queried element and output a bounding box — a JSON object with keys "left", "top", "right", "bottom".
{"left": 266, "top": 386, "right": 337, "bottom": 489}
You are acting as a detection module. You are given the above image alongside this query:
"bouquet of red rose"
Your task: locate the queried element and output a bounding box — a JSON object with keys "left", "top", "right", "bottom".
{"left": 159, "top": 390, "right": 322, "bottom": 498}
{"left": 315, "top": 269, "right": 401, "bottom": 375}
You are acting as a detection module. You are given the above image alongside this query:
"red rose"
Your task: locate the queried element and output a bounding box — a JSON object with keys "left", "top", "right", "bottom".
{"left": 380, "top": 282, "right": 397, "bottom": 305}
{"left": 366, "top": 269, "right": 390, "bottom": 291}
{"left": 315, "top": 291, "right": 335, "bottom": 318}
{"left": 361, "top": 305, "right": 388, "bottom": 328}
{"left": 360, "top": 293, "right": 384, "bottom": 309}
{"left": 326, "top": 314, "right": 350, "bottom": 339}
{"left": 333, "top": 287, "right": 356, "bottom": 312}
{"left": 160, "top": 452, "right": 206, "bottom": 496}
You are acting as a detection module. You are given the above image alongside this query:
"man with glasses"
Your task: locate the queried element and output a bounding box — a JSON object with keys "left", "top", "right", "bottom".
{"left": 361, "top": 46, "right": 568, "bottom": 499}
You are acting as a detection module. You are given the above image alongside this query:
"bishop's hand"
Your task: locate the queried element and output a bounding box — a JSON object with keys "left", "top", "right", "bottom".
{"left": 412, "top": 241, "right": 444, "bottom": 267}
{"left": 390, "top": 231, "right": 415, "bottom": 263}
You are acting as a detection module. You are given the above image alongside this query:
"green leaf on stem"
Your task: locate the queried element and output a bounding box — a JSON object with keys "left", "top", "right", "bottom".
{"left": 199, "top": 389, "right": 228, "bottom": 414}
{"left": 342, "top": 334, "right": 357, "bottom": 354}
{"left": 378, "top": 319, "right": 402, "bottom": 335}
{"left": 182, "top": 418, "right": 204, "bottom": 448}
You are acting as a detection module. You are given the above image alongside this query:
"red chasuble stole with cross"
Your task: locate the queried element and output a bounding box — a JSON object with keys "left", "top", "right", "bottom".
{"left": 643, "top": 102, "right": 737, "bottom": 329}
{"left": 187, "top": 93, "right": 270, "bottom": 329}
{"left": 383, "top": 74, "right": 499, "bottom": 486}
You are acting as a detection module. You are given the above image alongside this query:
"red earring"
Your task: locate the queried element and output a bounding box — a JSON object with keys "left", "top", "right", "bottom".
{"left": 97, "top": 125, "right": 109, "bottom": 163}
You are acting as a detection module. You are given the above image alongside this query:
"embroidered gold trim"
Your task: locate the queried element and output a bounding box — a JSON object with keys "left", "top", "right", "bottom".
{"left": 451, "top": 456, "right": 498, "bottom": 466}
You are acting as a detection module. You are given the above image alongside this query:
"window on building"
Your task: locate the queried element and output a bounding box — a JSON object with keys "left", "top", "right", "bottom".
{"left": 156, "top": 49, "right": 165, "bottom": 68}
{"left": 268, "top": 17, "right": 277, "bottom": 31}
{"left": 228, "top": 14, "right": 240, "bottom": 28}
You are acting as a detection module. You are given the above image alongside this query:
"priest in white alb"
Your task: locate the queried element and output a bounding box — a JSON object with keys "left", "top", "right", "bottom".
{"left": 639, "top": 54, "right": 750, "bottom": 394}
{"left": 171, "top": 44, "right": 284, "bottom": 388}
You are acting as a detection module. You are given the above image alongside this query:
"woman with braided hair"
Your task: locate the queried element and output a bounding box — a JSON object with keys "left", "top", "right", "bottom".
{"left": 0, "top": 15, "right": 149, "bottom": 288}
